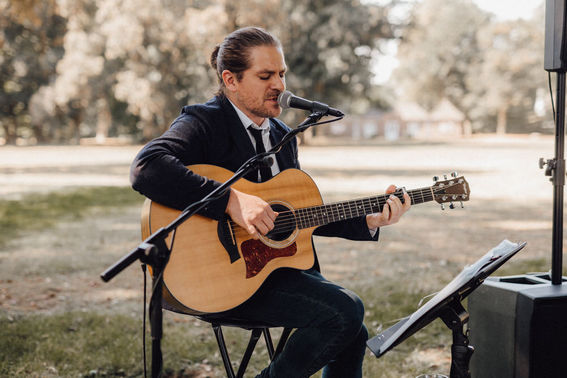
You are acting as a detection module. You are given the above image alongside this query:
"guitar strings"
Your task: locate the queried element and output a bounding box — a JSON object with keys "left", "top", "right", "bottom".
{"left": 224, "top": 183, "right": 462, "bottom": 239}
{"left": 227, "top": 191, "right": 435, "bottom": 238}
{"left": 227, "top": 188, "right": 440, "bottom": 237}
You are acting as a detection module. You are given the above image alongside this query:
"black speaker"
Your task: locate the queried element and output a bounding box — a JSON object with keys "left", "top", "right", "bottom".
{"left": 468, "top": 274, "right": 567, "bottom": 378}
{"left": 545, "top": 0, "right": 567, "bottom": 71}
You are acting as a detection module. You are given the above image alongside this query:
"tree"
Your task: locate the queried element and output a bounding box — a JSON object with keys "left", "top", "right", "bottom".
{"left": 2, "top": 0, "right": 402, "bottom": 144}
{"left": 469, "top": 17, "right": 545, "bottom": 134}
{"left": 0, "top": 0, "right": 66, "bottom": 144}
{"left": 393, "top": 0, "right": 548, "bottom": 134}
{"left": 221, "top": 0, "right": 402, "bottom": 139}
{"left": 393, "top": 0, "right": 489, "bottom": 118}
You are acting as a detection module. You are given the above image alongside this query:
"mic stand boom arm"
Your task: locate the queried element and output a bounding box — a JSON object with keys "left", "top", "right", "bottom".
{"left": 99, "top": 111, "right": 333, "bottom": 378}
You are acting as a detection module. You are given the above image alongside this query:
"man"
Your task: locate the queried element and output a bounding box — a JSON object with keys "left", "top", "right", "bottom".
{"left": 130, "top": 26, "right": 410, "bottom": 377}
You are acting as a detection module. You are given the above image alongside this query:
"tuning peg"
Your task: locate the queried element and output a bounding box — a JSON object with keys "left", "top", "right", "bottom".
{"left": 433, "top": 176, "right": 439, "bottom": 182}
{"left": 444, "top": 174, "right": 448, "bottom": 180}
{"left": 449, "top": 202, "right": 455, "bottom": 209}
{"left": 451, "top": 171, "right": 458, "bottom": 178}
{"left": 441, "top": 203, "right": 445, "bottom": 210}
{"left": 460, "top": 201, "right": 464, "bottom": 208}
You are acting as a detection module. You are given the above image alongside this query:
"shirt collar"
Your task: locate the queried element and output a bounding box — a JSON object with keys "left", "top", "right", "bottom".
{"left": 228, "top": 99, "right": 270, "bottom": 132}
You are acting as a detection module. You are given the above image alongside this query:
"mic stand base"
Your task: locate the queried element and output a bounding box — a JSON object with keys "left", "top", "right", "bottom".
{"left": 140, "top": 238, "right": 169, "bottom": 378}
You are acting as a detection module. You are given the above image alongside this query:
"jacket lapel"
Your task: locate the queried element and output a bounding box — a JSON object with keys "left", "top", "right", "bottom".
{"left": 218, "top": 96, "right": 260, "bottom": 181}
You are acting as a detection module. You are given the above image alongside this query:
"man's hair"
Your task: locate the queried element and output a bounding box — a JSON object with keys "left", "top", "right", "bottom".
{"left": 210, "top": 26, "right": 281, "bottom": 96}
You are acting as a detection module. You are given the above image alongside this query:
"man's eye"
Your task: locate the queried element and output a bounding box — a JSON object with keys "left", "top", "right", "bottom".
{"left": 259, "top": 76, "right": 270, "bottom": 80}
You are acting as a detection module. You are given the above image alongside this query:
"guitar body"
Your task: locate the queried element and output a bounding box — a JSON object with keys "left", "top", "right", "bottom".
{"left": 140, "top": 164, "right": 471, "bottom": 314}
{"left": 141, "top": 164, "right": 323, "bottom": 314}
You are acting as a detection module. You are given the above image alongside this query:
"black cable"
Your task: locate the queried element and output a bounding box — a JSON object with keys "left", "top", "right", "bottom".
{"left": 142, "top": 263, "right": 148, "bottom": 378}
{"left": 549, "top": 71, "right": 556, "bottom": 123}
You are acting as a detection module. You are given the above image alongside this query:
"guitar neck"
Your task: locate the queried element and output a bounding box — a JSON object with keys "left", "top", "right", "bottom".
{"left": 295, "top": 186, "right": 433, "bottom": 229}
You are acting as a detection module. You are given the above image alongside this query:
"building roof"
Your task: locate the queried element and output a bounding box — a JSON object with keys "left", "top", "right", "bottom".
{"left": 429, "top": 99, "right": 465, "bottom": 122}
{"left": 392, "top": 101, "right": 429, "bottom": 122}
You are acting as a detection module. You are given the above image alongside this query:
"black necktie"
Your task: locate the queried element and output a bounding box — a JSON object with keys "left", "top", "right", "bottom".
{"left": 248, "top": 127, "right": 272, "bottom": 182}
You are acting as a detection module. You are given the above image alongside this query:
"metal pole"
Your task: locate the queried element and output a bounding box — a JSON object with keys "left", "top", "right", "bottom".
{"left": 552, "top": 71, "right": 565, "bottom": 285}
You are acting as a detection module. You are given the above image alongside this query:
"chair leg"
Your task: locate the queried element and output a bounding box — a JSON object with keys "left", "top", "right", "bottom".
{"left": 212, "top": 324, "right": 236, "bottom": 378}
{"left": 274, "top": 327, "right": 292, "bottom": 358}
{"left": 236, "top": 328, "right": 263, "bottom": 378}
{"left": 262, "top": 328, "right": 275, "bottom": 359}
{"left": 211, "top": 325, "right": 292, "bottom": 378}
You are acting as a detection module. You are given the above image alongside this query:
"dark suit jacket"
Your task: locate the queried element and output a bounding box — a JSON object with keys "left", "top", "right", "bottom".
{"left": 130, "top": 95, "right": 378, "bottom": 242}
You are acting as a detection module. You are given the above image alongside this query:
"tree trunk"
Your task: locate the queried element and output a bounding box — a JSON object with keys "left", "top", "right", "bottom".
{"left": 496, "top": 106, "right": 508, "bottom": 135}
{"left": 2, "top": 119, "right": 18, "bottom": 145}
{"left": 462, "top": 119, "right": 472, "bottom": 137}
{"left": 96, "top": 98, "right": 111, "bottom": 144}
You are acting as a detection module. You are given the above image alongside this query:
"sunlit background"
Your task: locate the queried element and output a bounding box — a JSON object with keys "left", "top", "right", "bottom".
{"left": 0, "top": 0, "right": 549, "bottom": 145}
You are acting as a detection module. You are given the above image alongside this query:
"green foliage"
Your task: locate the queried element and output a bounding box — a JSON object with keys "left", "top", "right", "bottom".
{"left": 0, "top": 0, "right": 401, "bottom": 144}
{"left": 0, "top": 0, "right": 552, "bottom": 141}
{"left": 0, "top": 187, "right": 143, "bottom": 248}
{"left": 0, "top": 0, "right": 67, "bottom": 144}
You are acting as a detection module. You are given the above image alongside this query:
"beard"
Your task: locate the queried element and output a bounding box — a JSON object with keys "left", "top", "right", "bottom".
{"left": 241, "top": 91, "right": 282, "bottom": 121}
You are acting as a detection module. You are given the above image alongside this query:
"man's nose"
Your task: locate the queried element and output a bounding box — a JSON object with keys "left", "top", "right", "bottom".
{"left": 272, "top": 76, "right": 285, "bottom": 91}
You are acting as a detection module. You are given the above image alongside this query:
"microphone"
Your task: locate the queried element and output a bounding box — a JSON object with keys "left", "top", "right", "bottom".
{"left": 278, "top": 91, "right": 344, "bottom": 117}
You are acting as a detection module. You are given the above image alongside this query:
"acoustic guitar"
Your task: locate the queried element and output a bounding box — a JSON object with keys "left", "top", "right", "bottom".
{"left": 141, "top": 164, "right": 470, "bottom": 314}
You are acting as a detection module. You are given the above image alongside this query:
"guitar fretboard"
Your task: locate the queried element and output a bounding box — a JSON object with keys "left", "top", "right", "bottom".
{"left": 294, "top": 187, "right": 434, "bottom": 229}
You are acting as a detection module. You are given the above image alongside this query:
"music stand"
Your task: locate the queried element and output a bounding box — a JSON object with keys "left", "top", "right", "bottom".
{"left": 367, "top": 239, "right": 527, "bottom": 378}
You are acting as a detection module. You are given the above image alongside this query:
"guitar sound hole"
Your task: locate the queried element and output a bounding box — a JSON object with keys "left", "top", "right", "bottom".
{"left": 266, "top": 203, "right": 296, "bottom": 242}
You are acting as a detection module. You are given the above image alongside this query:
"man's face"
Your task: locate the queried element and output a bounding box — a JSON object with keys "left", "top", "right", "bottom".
{"left": 224, "top": 45, "right": 287, "bottom": 125}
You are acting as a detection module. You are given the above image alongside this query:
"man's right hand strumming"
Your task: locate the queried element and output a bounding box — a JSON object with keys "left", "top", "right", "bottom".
{"left": 226, "top": 188, "right": 278, "bottom": 239}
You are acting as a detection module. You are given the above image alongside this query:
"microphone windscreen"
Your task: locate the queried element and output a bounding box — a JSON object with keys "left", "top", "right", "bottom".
{"left": 277, "top": 91, "right": 293, "bottom": 109}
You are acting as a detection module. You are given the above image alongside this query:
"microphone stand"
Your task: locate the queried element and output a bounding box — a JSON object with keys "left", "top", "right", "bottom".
{"left": 100, "top": 111, "right": 330, "bottom": 378}
{"left": 540, "top": 71, "right": 565, "bottom": 285}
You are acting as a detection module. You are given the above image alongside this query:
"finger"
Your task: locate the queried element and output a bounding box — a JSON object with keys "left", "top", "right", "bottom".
{"left": 403, "top": 191, "right": 412, "bottom": 208}
{"left": 388, "top": 195, "right": 402, "bottom": 214}
{"left": 266, "top": 209, "right": 278, "bottom": 221}
{"left": 262, "top": 217, "right": 275, "bottom": 232}
{"left": 255, "top": 222, "right": 269, "bottom": 235}
{"left": 247, "top": 224, "right": 259, "bottom": 239}
{"left": 381, "top": 201, "right": 391, "bottom": 220}
{"left": 385, "top": 184, "right": 396, "bottom": 194}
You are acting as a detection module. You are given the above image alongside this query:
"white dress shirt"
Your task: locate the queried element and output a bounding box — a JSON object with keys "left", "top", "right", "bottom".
{"left": 228, "top": 100, "right": 281, "bottom": 179}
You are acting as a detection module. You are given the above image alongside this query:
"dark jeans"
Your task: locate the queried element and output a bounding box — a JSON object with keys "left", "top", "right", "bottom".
{"left": 207, "top": 268, "right": 368, "bottom": 377}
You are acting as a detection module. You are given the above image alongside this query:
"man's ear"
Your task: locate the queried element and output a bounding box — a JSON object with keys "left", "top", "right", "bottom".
{"left": 222, "top": 70, "right": 237, "bottom": 93}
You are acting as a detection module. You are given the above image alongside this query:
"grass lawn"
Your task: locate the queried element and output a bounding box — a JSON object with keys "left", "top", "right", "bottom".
{"left": 0, "top": 139, "right": 561, "bottom": 377}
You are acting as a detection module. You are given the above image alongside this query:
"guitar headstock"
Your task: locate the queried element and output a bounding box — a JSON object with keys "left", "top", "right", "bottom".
{"left": 432, "top": 173, "right": 470, "bottom": 209}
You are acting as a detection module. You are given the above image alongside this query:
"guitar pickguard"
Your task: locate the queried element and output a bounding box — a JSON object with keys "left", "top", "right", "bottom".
{"left": 241, "top": 239, "right": 297, "bottom": 278}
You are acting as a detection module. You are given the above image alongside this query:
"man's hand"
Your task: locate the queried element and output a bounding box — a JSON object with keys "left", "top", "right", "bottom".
{"left": 226, "top": 188, "right": 278, "bottom": 239}
{"left": 366, "top": 185, "right": 411, "bottom": 229}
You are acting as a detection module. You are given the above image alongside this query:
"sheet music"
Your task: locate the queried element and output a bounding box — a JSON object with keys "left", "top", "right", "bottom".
{"left": 369, "top": 239, "right": 525, "bottom": 355}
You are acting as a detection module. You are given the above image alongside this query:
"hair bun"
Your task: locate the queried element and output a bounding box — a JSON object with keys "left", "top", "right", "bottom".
{"left": 210, "top": 44, "right": 221, "bottom": 71}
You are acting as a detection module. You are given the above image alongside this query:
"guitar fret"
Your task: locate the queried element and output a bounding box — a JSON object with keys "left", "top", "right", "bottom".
{"left": 294, "top": 179, "right": 467, "bottom": 230}
{"left": 299, "top": 208, "right": 307, "bottom": 229}
{"left": 368, "top": 198, "right": 374, "bottom": 213}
